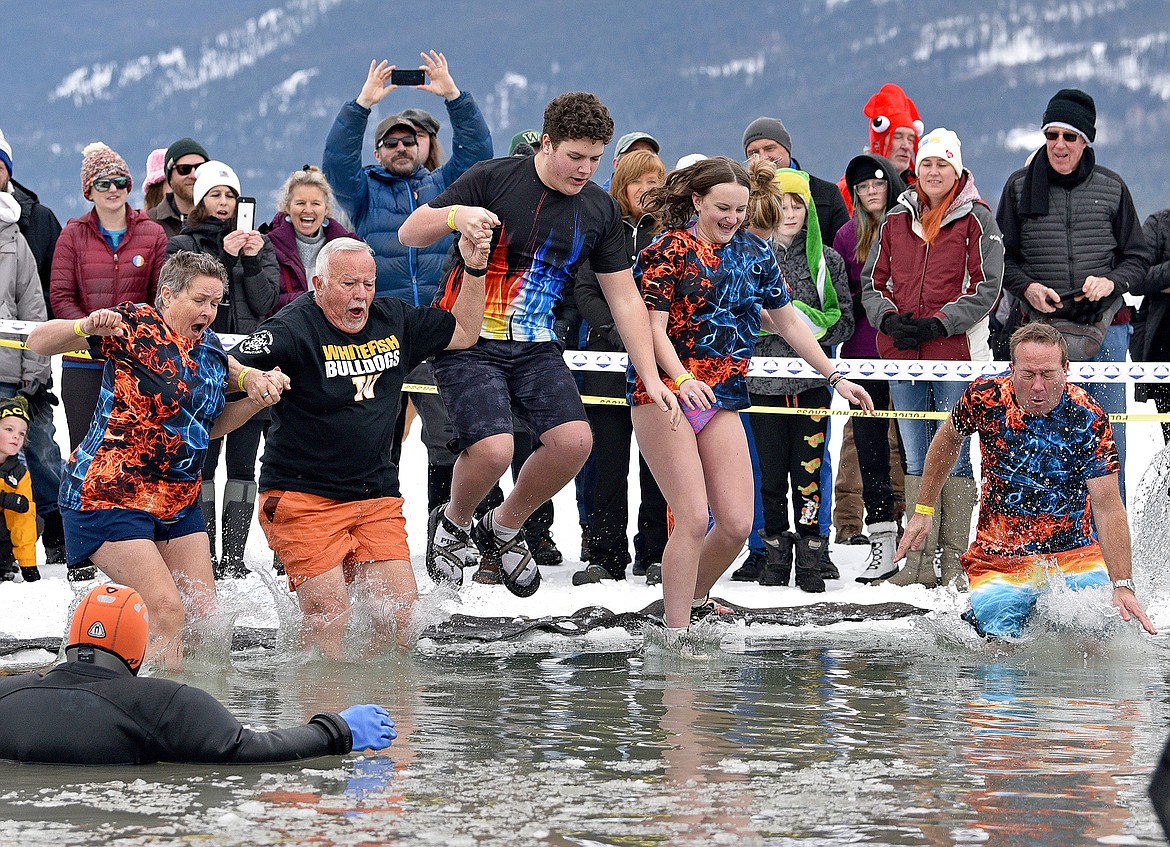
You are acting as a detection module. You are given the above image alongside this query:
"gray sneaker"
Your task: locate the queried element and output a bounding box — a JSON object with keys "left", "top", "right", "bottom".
{"left": 471, "top": 513, "right": 541, "bottom": 598}
{"left": 426, "top": 504, "right": 472, "bottom": 587}
{"left": 644, "top": 562, "right": 663, "bottom": 586}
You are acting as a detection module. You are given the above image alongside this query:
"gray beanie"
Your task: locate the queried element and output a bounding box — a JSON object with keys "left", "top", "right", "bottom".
{"left": 742, "top": 117, "right": 793, "bottom": 155}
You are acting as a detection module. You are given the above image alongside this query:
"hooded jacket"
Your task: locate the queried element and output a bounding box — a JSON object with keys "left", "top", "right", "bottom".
{"left": 747, "top": 230, "right": 852, "bottom": 396}
{"left": 7, "top": 178, "right": 61, "bottom": 318}
{"left": 323, "top": 93, "right": 492, "bottom": 304}
{"left": 833, "top": 154, "right": 908, "bottom": 359}
{"left": 862, "top": 171, "right": 1004, "bottom": 361}
{"left": 167, "top": 217, "right": 278, "bottom": 336}
{"left": 0, "top": 193, "right": 49, "bottom": 387}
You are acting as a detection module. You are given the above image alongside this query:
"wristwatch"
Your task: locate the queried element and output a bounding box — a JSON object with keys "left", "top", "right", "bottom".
{"left": 1112, "top": 578, "right": 1136, "bottom": 593}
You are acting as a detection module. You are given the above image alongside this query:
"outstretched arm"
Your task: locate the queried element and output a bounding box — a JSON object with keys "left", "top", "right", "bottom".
{"left": 26, "top": 310, "right": 124, "bottom": 357}
{"left": 1088, "top": 473, "right": 1157, "bottom": 634}
{"left": 894, "top": 418, "right": 965, "bottom": 562}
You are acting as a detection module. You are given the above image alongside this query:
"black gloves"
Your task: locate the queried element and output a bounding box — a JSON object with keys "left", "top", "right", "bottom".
{"left": 880, "top": 313, "right": 947, "bottom": 350}
{"left": 0, "top": 492, "right": 30, "bottom": 513}
{"left": 20, "top": 566, "right": 40, "bottom": 582}
{"left": 17, "top": 382, "right": 58, "bottom": 418}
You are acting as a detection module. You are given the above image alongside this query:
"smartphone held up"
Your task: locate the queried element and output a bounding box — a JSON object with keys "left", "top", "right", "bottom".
{"left": 391, "top": 68, "right": 426, "bottom": 87}
{"left": 235, "top": 197, "right": 256, "bottom": 233}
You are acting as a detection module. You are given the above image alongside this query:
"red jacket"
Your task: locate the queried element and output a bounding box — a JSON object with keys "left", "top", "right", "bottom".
{"left": 861, "top": 172, "right": 1004, "bottom": 361}
{"left": 49, "top": 207, "right": 167, "bottom": 320}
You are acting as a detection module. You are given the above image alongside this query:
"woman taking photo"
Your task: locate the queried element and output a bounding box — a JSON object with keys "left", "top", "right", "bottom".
{"left": 834, "top": 154, "right": 908, "bottom": 585}
{"left": 740, "top": 165, "right": 853, "bottom": 593}
{"left": 862, "top": 129, "right": 1003, "bottom": 588}
{"left": 573, "top": 148, "right": 669, "bottom": 586}
{"left": 262, "top": 165, "right": 356, "bottom": 313}
{"left": 168, "top": 161, "right": 278, "bottom": 580}
{"left": 630, "top": 157, "right": 872, "bottom": 645}
{"left": 28, "top": 251, "right": 285, "bottom": 669}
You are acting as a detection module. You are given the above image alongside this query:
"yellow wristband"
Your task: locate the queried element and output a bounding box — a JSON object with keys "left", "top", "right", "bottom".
{"left": 914, "top": 503, "right": 936, "bottom": 517}
{"left": 673, "top": 372, "right": 696, "bottom": 390}
{"left": 447, "top": 205, "right": 461, "bottom": 231}
{"left": 74, "top": 320, "right": 89, "bottom": 338}
{"left": 237, "top": 367, "right": 253, "bottom": 393}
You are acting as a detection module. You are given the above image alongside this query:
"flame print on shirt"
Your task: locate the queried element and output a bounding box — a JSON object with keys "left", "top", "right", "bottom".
{"left": 60, "top": 303, "right": 227, "bottom": 519}
{"left": 950, "top": 375, "right": 1118, "bottom": 560}
{"left": 629, "top": 229, "right": 789, "bottom": 410}
{"left": 435, "top": 216, "right": 585, "bottom": 342}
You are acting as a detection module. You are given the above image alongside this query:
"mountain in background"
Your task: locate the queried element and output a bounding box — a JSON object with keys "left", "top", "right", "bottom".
{"left": 6, "top": 0, "right": 1170, "bottom": 223}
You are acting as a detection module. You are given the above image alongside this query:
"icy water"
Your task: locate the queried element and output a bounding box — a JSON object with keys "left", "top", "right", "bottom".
{"left": 2, "top": 619, "right": 1169, "bottom": 847}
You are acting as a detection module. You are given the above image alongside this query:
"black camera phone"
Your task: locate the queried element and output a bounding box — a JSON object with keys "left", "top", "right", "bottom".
{"left": 391, "top": 68, "right": 426, "bottom": 87}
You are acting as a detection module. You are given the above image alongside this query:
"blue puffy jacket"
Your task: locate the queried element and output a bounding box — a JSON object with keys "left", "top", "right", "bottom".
{"left": 323, "top": 93, "right": 493, "bottom": 304}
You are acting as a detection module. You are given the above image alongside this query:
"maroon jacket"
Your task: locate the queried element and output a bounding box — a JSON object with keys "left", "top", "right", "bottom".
{"left": 262, "top": 213, "right": 357, "bottom": 315}
{"left": 861, "top": 172, "right": 1004, "bottom": 361}
{"left": 49, "top": 207, "right": 167, "bottom": 320}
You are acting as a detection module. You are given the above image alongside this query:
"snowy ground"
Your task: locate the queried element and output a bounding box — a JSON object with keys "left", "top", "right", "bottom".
{"left": 2, "top": 367, "right": 1168, "bottom": 668}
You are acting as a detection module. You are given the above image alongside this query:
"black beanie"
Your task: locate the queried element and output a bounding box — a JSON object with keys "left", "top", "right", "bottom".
{"left": 164, "top": 137, "right": 210, "bottom": 180}
{"left": 1042, "top": 88, "right": 1096, "bottom": 143}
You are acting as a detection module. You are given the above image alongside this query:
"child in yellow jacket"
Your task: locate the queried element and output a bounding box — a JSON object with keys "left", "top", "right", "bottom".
{"left": 0, "top": 397, "right": 37, "bottom": 582}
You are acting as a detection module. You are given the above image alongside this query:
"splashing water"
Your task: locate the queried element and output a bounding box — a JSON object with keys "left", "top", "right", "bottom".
{"left": 1130, "top": 442, "right": 1170, "bottom": 604}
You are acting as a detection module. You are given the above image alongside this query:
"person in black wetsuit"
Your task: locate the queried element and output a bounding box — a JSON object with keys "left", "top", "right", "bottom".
{"left": 0, "top": 583, "right": 396, "bottom": 764}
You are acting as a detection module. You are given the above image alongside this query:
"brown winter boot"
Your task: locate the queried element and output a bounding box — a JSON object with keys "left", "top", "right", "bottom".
{"left": 887, "top": 475, "right": 940, "bottom": 588}
{"left": 938, "top": 476, "right": 977, "bottom": 590}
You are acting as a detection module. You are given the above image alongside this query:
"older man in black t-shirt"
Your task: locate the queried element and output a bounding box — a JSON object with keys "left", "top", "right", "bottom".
{"left": 399, "top": 91, "right": 677, "bottom": 598}
{"left": 230, "top": 236, "right": 486, "bottom": 659}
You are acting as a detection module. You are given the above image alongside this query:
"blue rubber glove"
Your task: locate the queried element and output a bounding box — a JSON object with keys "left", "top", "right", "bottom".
{"left": 339, "top": 704, "right": 397, "bottom": 751}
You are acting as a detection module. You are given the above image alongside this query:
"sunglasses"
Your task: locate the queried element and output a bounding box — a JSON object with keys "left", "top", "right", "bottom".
{"left": 379, "top": 137, "right": 418, "bottom": 149}
{"left": 1044, "top": 129, "right": 1081, "bottom": 143}
{"left": 171, "top": 163, "right": 203, "bottom": 177}
{"left": 91, "top": 176, "right": 130, "bottom": 192}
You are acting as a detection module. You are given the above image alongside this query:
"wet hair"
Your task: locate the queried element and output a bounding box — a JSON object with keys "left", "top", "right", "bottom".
{"left": 643, "top": 156, "right": 751, "bottom": 231}
{"left": 315, "top": 236, "right": 374, "bottom": 284}
{"left": 609, "top": 149, "right": 666, "bottom": 219}
{"left": 1010, "top": 321, "right": 1069, "bottom": 366}
{"left": 186, "top": 184, "right": 239, "bottom": 229}
{"left": 143, "top": 182, "right": 167, "bottom": 212}
{"left": 155, "top": 250, "right": 227, "bottom": 310}
{"left": 275, "top": 165, "right": 337, "bottom": 219}
{"left": 542, "top": 92, "right": 615, "bottom": 147}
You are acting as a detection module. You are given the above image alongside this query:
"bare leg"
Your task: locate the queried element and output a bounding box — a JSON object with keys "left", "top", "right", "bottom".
{"left": 353, "top": 559, "right": 418, "bottom": 650}
{"left": 446, "top": 433, "right": 514, "bottom": 526}
{"left": 91, "top": 532, "right": 217, "bottom": 670}
{"left": 293, "top": 566, "right": 352, "bottom": 661}
{"left": 693, "top": 412, "right": 754, "bottom": 599}
{"left": 633, "top": 406, "right": 709, "bottom": 629}
{"left": 496, "top": 420, "right": 593, "bottom": 529}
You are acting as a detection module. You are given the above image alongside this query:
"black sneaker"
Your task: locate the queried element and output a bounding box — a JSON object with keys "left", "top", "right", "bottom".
{"left": 67, "top": 563, "right": 97, "bottom": 582}
{"left": 471, "top": 513, "right": 541, "bottom": 598}
{"left": 426, "top": 504, "right": 472, "bottom": 587}
{"left": 730, "top": 550, "right": 766, "bottom": 582}
{"left": 644, "top": 562, "right": 662, "bottom": 586}
{"left": 632, "top": 559, "right": 650, "bottom": 577}
{"left": 572, "top": 563, "right": 612, "bottom": 585}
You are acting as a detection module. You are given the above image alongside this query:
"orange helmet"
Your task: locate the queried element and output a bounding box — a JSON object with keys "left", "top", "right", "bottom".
{"left": 67, "top": 584, "right": 150, "bottom": 673}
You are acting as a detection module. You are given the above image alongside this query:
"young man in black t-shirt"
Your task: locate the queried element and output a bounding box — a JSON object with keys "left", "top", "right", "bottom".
{"left": 230, "top": 236, "right": 486, "bottom": 658}
{"left": 399, "top": 91, "right": 677, "bottom": 598}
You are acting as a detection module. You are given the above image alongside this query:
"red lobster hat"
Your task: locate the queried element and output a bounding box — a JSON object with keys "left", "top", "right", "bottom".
{"left": 865, "top": 84, "right": 924, "bottom": 163}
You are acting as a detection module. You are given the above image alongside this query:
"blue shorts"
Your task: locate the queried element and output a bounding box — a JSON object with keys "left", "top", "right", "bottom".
{"left": 433, "top": 339, "right": 587, "bottom": 453}
{"left": 61, "top": 502, "right": 206, "bottom": 567}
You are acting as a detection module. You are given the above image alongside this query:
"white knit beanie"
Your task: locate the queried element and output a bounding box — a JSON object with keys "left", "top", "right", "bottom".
{"left": 192, "top": 161, "right": 241, "bottom": 209}
{"left": 915, "top": 128, "right": 963, "bottom": 178}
